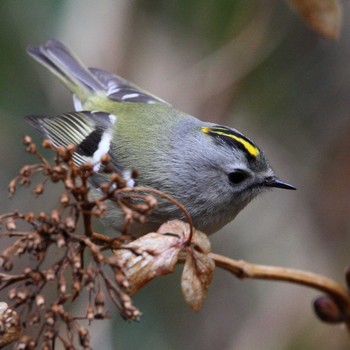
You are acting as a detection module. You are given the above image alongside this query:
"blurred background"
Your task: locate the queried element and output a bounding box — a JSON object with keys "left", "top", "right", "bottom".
{"left": 0, "top": 0, "right": 349, "bottom": 349}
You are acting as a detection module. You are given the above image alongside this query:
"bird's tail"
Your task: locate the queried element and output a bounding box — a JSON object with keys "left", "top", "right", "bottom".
{"left": 27, "top": 39, "right": 168, "bottom": 109}
{"left": 27, "top": 39, "right": 104, "bottom": 109}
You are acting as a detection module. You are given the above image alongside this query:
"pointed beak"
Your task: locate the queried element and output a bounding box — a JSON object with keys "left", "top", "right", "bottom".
{"left": 264, "top": 176, "right": 296, "bottom": 190}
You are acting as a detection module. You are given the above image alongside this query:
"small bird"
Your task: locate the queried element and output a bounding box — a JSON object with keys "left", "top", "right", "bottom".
{"left": 25, "top": 39, "right": 296, "bottom": 235}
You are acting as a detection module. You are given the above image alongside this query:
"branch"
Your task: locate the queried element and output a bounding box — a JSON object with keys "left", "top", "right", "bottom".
{"left": 211, "top": 252, "right": 350, "bottom": 330}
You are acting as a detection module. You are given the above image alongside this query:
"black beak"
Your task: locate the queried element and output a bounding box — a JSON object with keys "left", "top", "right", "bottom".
{"left": 264, "top": 176, "right": 296, "bottom": 190}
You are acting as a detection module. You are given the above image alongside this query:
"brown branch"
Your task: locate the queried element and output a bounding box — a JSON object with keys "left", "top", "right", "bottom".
{"left": 210, "top": 252, "right": 350, "bottom": 331}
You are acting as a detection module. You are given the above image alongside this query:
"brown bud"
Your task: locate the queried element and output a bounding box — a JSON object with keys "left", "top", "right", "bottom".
{"left": 43, "top": 330, "right": 55, "bottom": 340}
{"left": 23, "top": 135, "right": 32, "bottom": 145}
{"left": 45, "top": 314, "right": 55, "bottom": 326}
{"left": 103, "top": 165, "right": 113, "bottom": 173}
{"left": 95, "top": 291, "right": 105, "bottom": 306}
{"left": 8, "top": 289, "right": 16, "bottom": 300}
{"left": 72, "top": 255, "right": 82, "bottom": 270}
{"left": 30, "top": 314, "right": 40, "bottom": 325}
{"left": 78, "top": 326, "right": 90, "bottom": 347}
{"left": 6, "top": 218, "right": 16, "bottom": 231}
{"left": 111, "top": 173, "right": 125, "bottom": 187}
{"left": 73, "top": 280, "right": 82, "bottom": 295}
{"left": 1, "top": 258, "right": 13, "bottom": 271}
{"left": 101, "top": 154, "right": 111, "bottom": 165}
{"left": 64, "top": 178, "right": 74, "bottom": 189}
{"left": 30, "top": 270, "right": 42, "bottom": 283}
{"left": 60, "top": 192, "right": 69, "bottom": 205}
{"left": 59, "top": 279, "right": 67, "bottom": 294}
{"left": 51, "top": 303, "right": 64, "bottom": 316}
{"left": 17, "top": 335, "right": 31, "bottom": 350}
{"left": 100, "top": 182, "right": 110, "bottom": 193}
{"left": 35, "top": 294, "right": 45, "bottom": 307}
{"left": 8, "top": 178, "right": 17, "bottom": 195}
{"left": 20, "top": 165, "right": 32, "bottom": 177}
{"left": 56, "top": 234, "right": 66, "bottom": 248}
{"left": 45, "top": 269, "right": 55, "bottom": 281}
{"left": 51, "top": 210, "right": 60, "bottom": 224}
{"left": 94, "top": 291, "right": 105, "bottom": 319}
{"left": 115, "top": 271, "right": 130, "bottom": 290}
{"left": 314, "top": 296, "right": 344, "bottom": 323}
{"left": 17, "top": 290, "right": 28, "bottom": 301}
{"left": 81, "top": 162, "right": 93, "bottom": 172}
{"left": 66, "top": 144, "right": 76, "bottom": 153}
{"left": 33, "top": 183, "right": 44, "bottom": 195}
{"left": 42, "top": 139, "right": 52, "bottom": 148}
{"left": 38, "top": 212, "right": 47, "bottom": 221}
{"left": 86, "top": 304, "right": 94, "bottom": 322}
{"left": 65, "top": 216, "right": 76, "bottom": 231}
{"left": 26, "top": 143, "right": 37, "bottom": 153}
{"left": 24, "top": 212, "right": 35, "bottom": 223}
{"left": 56, "top": 146, "right": 65, "bottom": 155}
{"left": 145, "top": 195, "right": 157, "bottom": 208}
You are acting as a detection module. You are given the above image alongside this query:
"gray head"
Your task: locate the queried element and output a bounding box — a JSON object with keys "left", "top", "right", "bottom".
{"left": 165, "top": 123, "right": 296, "bottom": 234}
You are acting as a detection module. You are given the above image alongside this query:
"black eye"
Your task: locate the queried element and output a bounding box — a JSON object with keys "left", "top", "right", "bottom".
{"left": 228, "top": 170, "right": 249, "bottom": 184}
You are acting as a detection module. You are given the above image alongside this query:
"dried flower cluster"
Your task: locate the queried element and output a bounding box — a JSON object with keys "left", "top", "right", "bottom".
{"left": 0, "top": 137, "right": 215, "bottom": 349}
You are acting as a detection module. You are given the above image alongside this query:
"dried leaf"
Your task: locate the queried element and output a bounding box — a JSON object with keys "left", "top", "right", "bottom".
{"left": 287, "top": 0, "right": 342, "bottom": 39}
{"left": 156, "top": 219, "right": 191, "bottom": 238}
{"left": 181, "top": 249, "right": 215, "bottom": 312}
{"left": 114, "top": 220, "right": 191, "bottom": 295}
{"left": 191, "top": 228, "right": 212, "bottom": 254}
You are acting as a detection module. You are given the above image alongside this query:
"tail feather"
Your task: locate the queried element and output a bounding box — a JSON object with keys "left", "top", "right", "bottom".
{"left": 27, "top": 39, "right": 168, "bottom": 108}
{"left": 27, "top": 39, "right": 104, "bottom": 103}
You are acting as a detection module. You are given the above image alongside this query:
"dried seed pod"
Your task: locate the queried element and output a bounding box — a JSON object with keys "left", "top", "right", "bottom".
{"left": 78, "top": 326, "right": 90, "bottom": 348}
{"left": 16, "top": 290, "right": 28, "bottom": 301}
{"left": 45, "top": 268, "right": 55, "bottom": 281}
{"left": 23, "top": 135, "right": 32, "bottom": 145}
{"left": 26, "top": 143, "right": 37, "bottom": 153}
{"left": 38, "top": 212, "right": 47, "bottom": 221}
{"left": 50, "top": 210, "right": 60, "bottom": 224}
{"left": 6, "top": 218, "right": 16, "bottom": 231}
{"left": 33, "top": 183, "right": 44, "bottom": 195}
{"left": 100, "top": 182, "right": 110, "bottom": 193}
{"left": 42, "top": 139, "right": 52, "bottom": 148}
{"left": 101, "top": 154, "right": 111, "bottom": 165}
{"left": 56, "top": 234, "right": 66, "bottom": 248}
{"left": 35, "top": 294, "right": 45, "bottom": 307}
{"left": 1, "top": 258, "right": 13, "bottom": 271}
{"left": 65, "top": 216, "right": 75, "bottom": 231}
{"left": 24, "top": 212, "right": 35, "bottom": 223}
{"left": 8, "top": 178, "right": 17, "bottom": 195}
{"left": 94, "top": 291, "right": 105, "bottom": 319}
{"left": 314, "top": 296, "right": 344, "bottom": 323}
{"left": 86, "top": 304, "right": 94, "bottom": 322}
{"left": 64, "top": 178, "right": 74, "bottom": 189}
{"left": 60, "top": 192, "right": 69, "bottom": 205}
{"left": 20, "top": 166, "right": 31, "bottom": 177}
{"left": 44, "top": 311, "right": 56, "bottom": 326}
{"left": 66, "top": 144, "right": 76, "bottom": 153}
{"left": 8, "top": 289, "right": 17, "bottom": 300}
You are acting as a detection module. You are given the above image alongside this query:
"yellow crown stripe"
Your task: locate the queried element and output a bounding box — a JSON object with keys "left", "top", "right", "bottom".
{"left": 202, "top": 127, "right": 260, "bottom": 157}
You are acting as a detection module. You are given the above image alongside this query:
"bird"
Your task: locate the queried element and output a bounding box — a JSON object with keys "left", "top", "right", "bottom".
{"left": 25, "top": 39, "right": 296, "bottom": 236}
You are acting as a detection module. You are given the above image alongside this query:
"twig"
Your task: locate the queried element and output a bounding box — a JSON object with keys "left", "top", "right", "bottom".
{"left": 210, "top": 252, "right": 350, "bottom": 332}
